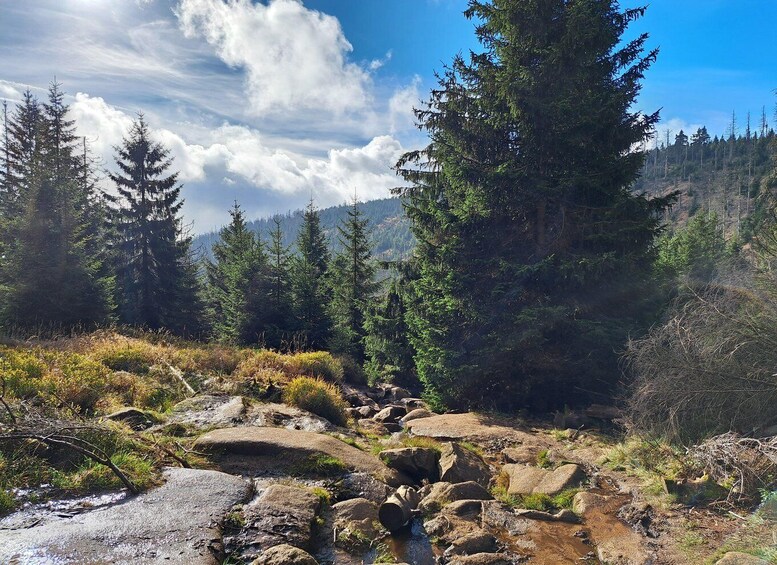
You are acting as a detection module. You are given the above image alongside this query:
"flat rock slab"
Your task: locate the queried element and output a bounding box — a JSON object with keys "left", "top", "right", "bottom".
{"left": 0, "top": 468, "right": 252, "bottom": 564}
{"left": 405, "top": 412, "right": 540, "bottom": 445}
{"left": 195, "top": 426, "right": 409, "bottom": 486}
{"left": 503, "top": 463, "right": 585, "bottom": 496}
{"left": 168, "top": 395, "right": 247, "bottom": 428}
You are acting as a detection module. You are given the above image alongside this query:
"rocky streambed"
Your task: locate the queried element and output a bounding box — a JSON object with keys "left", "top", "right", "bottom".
{"left": 0, "top": 383, "right": 768, "bottom": 565}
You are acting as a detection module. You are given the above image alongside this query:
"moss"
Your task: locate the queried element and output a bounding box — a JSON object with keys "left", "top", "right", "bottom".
{"left": 283, "top": 376, "right": 349, "bottom": 427}
{"left": 536, "top": 449, "right": 552, "bottom": 469}
{"left": 291, "top": 454, "right": 347, "bottom": 477}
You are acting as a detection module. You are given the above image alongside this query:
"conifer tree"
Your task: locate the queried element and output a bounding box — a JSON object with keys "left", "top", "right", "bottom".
{"left": 206, "top": 203, "right": 267, "bottom": 344}
{"left": 328, "top": 201, "right": 379, "bottom": 360}
{"left": 265, "top": 217, "right": 293, "bottom": 348}
{"left": 290, "top": 199, "right": 331, "bottom": 349}
{"left": 110, "top": 115, "right": 202, "bottom": 333}
{"left": 396, "top": 0, "right": 674, "bottom": 410}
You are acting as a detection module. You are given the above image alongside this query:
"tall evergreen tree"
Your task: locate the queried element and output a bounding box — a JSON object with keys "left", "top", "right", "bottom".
{"left": 396, "top": 0, "right": 674, "bottom": 410}
{"left": 206, "top": 203, "right": 267, "bottom": 344}
{"left": 0, "top": 83, "right": 112, "bottom": 328}
{"left": 328, "top": 201, "right": 380, "bottom": 360}
{"left": 290, "top": 199, "right": 331, "bottom": 349}
{"left": 265, "top": 217, "right": 293, "bottom": 348}
{"left": 110, "top": 115, "right": 202, "bottom": 333}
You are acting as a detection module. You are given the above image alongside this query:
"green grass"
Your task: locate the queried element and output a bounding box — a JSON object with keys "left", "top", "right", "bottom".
{"left": 0, "top": 488, "right": 16, "bottom": 516}
{"left": 536, "top": 449, "right": 552, "bottom": 469}
{"left": 52, "top": 451, "right": 157, "bottom": 492}
{"left": 282, "top": 376, "right": 349, "bottom": 427}
{"left": 291, "top": 454, "right": 347, "bottom": 477}
{"left": 311, "top": 486, "right": 332, "bottom": 505}
{"left": 490, "top": 483, "right": 580, "bottom": 513}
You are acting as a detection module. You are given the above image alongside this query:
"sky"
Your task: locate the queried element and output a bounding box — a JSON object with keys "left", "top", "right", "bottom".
{"left": 0, "top": 0, "right": 775, "bottom": 234}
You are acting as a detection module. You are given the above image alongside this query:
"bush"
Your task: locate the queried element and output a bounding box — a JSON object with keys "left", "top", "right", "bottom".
{"left": 282, "top": 376, "right": 349, "bottom": 427}
{"left": 285, "top": 351, "right": 344, "bottom": 382}
{"left": 172, "top": 346, "right": 247, "bottom": 375}
{"left": 624, "top": 273, "right": 777, "bottom": 443}
{"left": 91, "top": 341, "right": 159, "bottom": 374}
{"left": 0, "top": 348, "right": 47, "bottom": 399}
{"left": 41, "top": 353, "right": 110, "bottom": 413}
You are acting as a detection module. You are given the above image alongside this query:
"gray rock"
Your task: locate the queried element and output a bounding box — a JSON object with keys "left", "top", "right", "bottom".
{"left": 480, "top": 500, "right": 531, "bottom": 537}
{"left": 249, "top": 402, "right": 335, "bottom": 432}
{"left": 445, "top": 499, "right": 484, "bottom": 520}
{"left": 332, "top": 498, "right": 380, "bottom": 545}
{"left": 380, "top": 447, "right": 439, "bottom": 482}
{"left": 439, "top": 442, "right": 491, "bottom": 486}
{"left": 105, "top": 407, "right": 156, "bottom": 430}
{"left": 514, "top": 508, "right": 581, "bottom": 523}
{"left": 400, "top": 408, "right": 434, "bottom": 423}
{"left": 374, "top": 405, "right": 406, "bottom": 424}
{"left": 503, "top": 463, "right": 585, "bottom": 496}
{"left": 0, "top": 468, "right": 251, "bottom": 564}
{"left": 339, "top": 472, "right": 393, "bottom": 504}
{"left": 444, "top": 530, "right": 498, "bottom": 557}
{"left": 501, "top": 445, "right": 539, "bottom": 464}
{"left": 250, "top": 544, "right": 318, "bottom": 565}
{"left": 356, "top": 405, "right": 376, "bottom": 418}
{"left": 418, "top": 481, "right": 492, "bottom": 513}
{"left": 169, "top": 395, "right": 247, "bottom": 428}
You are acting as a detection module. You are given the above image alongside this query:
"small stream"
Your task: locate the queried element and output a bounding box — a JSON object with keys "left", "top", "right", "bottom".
{"left": 0, "top": 488, "right": 129, "bottom": 531}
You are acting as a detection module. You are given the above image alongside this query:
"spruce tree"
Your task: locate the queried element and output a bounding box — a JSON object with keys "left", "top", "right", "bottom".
{"left": 328, "top": 201, "right": 379, "bottom": 360}
{"left": 290, "top": 200, "right": 331, "bottom": 349}
{"left": 206, "top": 203, "right": 267, "bottom": 344}
{"left": 396, "top": 0, "right": 674, "bottom": 410}
{"left": 110, "top": 115, "right": 202, "bottom": 333}
{"left": 265, "top": 217, "right": 293, "bottom": 348}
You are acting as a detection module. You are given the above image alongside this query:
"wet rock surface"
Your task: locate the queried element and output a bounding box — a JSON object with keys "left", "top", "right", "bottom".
{"left": 0, "top": 468, "right": 252, "bottom": 564}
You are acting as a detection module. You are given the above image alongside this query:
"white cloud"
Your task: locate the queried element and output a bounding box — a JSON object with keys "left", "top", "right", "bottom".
{"left": 0, "top": 81, "right": 22, "bottom": 102}
{"left": 649, "top": 118, "right": 704, "bottom": 149}
{"left": 176, "top": 0, "right": 372, "bottom": 115}
{"left": 369, "top": 50, "right": 393, "bottom": 71}
{"left": 388, "top": 75, "right": 422, "bottom": 134}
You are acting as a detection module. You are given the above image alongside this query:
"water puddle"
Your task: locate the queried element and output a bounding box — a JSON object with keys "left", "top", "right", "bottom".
{"left": 385, "top": 518, "right": 439, "bottom": 563}
{"left": 0, "top": 488, "right": 129, "bottom": 531}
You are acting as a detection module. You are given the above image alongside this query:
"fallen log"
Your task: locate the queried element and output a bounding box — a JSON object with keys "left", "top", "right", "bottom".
{"left": 378, "top": 485, "right": 421, "bottom": 532}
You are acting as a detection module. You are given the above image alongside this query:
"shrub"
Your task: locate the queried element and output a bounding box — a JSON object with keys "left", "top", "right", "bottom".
{"left": 41, "top": 353, "right": 110, "bottom": 413}
{"left": 336, "top": 354, "right": 367, "bottom": 385}
{"left": 91, "top": 341, "right": 158, "bottom": 374}
{"left": 0, "top": 488, "right": 15, "bottom": 516}
{"left": 0, "top": 348, "right": 47, "bottom": 399}
{"left": 283, "top": 376, "right": 349, "bottom": 426}
{"left": 285, "top": 351, "right": 344, "bottom": 382}
{"left": 172, "top": 346, "right": 246, "bottom": 375}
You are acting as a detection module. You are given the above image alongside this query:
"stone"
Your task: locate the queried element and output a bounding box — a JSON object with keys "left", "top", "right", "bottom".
{"left": 445, "top": 499, "right": 484, "bottom": 520}
{"left": 338, "top": 472, "right": 392, "bottom": 504}
{"left": 501, "top": 445, "right": 539, "bottom": 464}
{"left": 503, "top": 463, "right": 585, "bottom": 496}
{"left": 572, "top": 491, "right": 604, "bottom": 515}
{"left": 715, "top": 552, "right": 769, "bottom": 565}
{"left": 514, "top": 508, "right": 581, "bottom": 524}
{"left": 447, "top": 554, "right": 512, "bottom": 565}
{"left": 444, "top": 530, "right": 498, "bottom": 556}
{"left": 402, "top": 398, "right": 427, "bottom": 410}
{"left": 249, "top": 402, "right": 335, "bottom": 432}
{"left": 105, "top": 407, "right": 156, "bottom": 430}
{"left": 250, "top": 544, "right": 318, "bottom": 565}
{"left": 439, "top": 442, "right": 492, "bottom": 487}
{"left": 418, "top": 481, "right": 493, "bottom": 513}
{"left": 231, "top": 484, "right": 321, "bottom": 561}
{"left": 332, "top": 498, "right": 380, "bottom": 543}
{"left": 480, "top": 500, "right": 531, "bottom": 537}
{"left": 374, "top": 405, "right": 406, "bottom": 424}
{"left": 405, "top": 412, "right": 539, "bottom": 444}
{"left": 168, "top": 395, "right": 247, "bottom": 428}
{"left": 356, "top": 418, "right": 390, "bottom": 436}
{"left": 0, "top": 468, "right": 251, "bottom": 564}
{"left": 194, "top": 426, "right": 410, "bottom": 486}
{"left": 380, "top": 447, "right": 440, "bottom": 482}
{"left": 356, "top": 405, "right": 376, "bottom": 418}
{"left": 400, "top": 408, "right": 434, "bottom": 423}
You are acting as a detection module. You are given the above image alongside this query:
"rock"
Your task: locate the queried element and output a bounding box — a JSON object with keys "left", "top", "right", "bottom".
{"left": 195, "top": 426, "right": 410, "bottom": 486}
{"left": 715, "top": 552, "right": 769, "bottom": 565}
{"left": 340, "top": 385, "right": 380, "bottom": 411}
{"left": 444, "top": 530, "right": 498, "bottom": 556}
{"left": 503, "top": 463, "right": 585, "bottom": 496}
{"left": 357, "top": 418, "right": 390, "bottom": 436}
{"left": 374, "top": 405, "right": 406, "bottom": 424}
{"left": 338, "top": 472, "right": 392, "bottom": 504}
{"left": 250, "top": 544, "right": 318, "bottom": 565}
{"left": 418, "top": 481, "right": 492, "bottom": 513}
{"left": 514, "top": 508, "right": 581, "bottom": 523}
{"left": 105, "top": 407, "right": 156, "bottom": 430}
{"left": 480, "top": 500, "right": 531, "bottom": 536}
{"left": 380, "top": 447, "right": 440, "bottom": 482}
{"left": 169, "top": 395, "right": 247, "bottom": 428}
{"left": 405, "top": 412, "right": 538, "bottom": 444}
{"left": 439, "top": 442, "right": 491, "bottom": 486}
{"left": 249, "top": 402, "right": 335, "bottom": 432}
{"left": 356, "top": 405, "right": 375, "bottom": 418}
{"left": 501, "top": 445, "right": 539, "bottom": 464}
{"left": 0, "top": 468, "right": 251, "bottom": 564}
{"left": 572, "top": 491, "right": 602, "bottom": 515}
{"left": 447, "top": 554, "right": 512, "bottom": 565}
{"left": 402, "top": 398, "right": 427, "bottom": 410}
{"left": 400, "top": 408, "right": 434, "bottom": 423}
{"left": 332, "top": 498, "right": 380, "bottom": 544}
{"left": 446, "top": 499, "right": 484, "bottom": 520}
{"left": 231, "top": 484, "right": 321, "bottom": 560}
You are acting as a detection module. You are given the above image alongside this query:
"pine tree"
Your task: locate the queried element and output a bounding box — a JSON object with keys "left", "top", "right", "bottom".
{"left": 206, "top": 202, "right": 267, "bottom": 344}
{"left": 110, "top": 115, "right": 202, "bottom": 333}
{"left": 396, "top": 0, "right": 674, "bottom": 411}
{"left": 265, "top": 217, "right": 293, "bottom": 348}
{"left": 328, "top": 201, "right": 380, "bottom": 360}
{"left": 290, "top": 199, "right": 331, "bottom": 349}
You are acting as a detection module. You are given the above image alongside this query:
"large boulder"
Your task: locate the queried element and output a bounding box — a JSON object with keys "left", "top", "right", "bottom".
{"left": 332, "top": 498, "right": 380, "bottom": 547}
{"left": 228, "top": 484, "right": 321, "bottom": 561}
{"left": 168, "top": 395, "right": 247, "bottom": 428}
{"left": 400, "top": 408, "right": 434, "bottom": 424}
{"left": 439, "top": 442, "right": 491, "bottom": 486}
{"left": 195, "top": 426, "right": 410, "bottom": 486}
{"left": 443, "top": 530, "right": 498, "bottom": 557}
{"left": 105, "top": 407, "right": 157, "bottom": 430}
{"left": 380, "top": 447, "right": 440, "bottom": 482}
{"left": 248, "top": 402, "right": 334, "bottom": 432}
{"left": 0, "top": 468, "right": 251, "bottom": 564}
{"left": 405, "top": 412, "right": 539, "bottom": 445}
{"left": 374, "top": 405, "right": 406, "bottom": 424}
{"left": 502, "top": 463, "right": 585, "bottom": 496}
{"left": 250, "top": 544, "right": 318, "bottom": 565}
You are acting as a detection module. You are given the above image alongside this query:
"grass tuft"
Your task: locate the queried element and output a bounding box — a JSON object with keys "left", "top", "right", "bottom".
{"left": 283, "top": 376, "right": 349, "bottom": 427}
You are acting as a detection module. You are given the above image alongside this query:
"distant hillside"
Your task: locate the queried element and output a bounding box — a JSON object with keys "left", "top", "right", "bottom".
{"left": 193, "top": 197, "right": 415, "bottom": 262}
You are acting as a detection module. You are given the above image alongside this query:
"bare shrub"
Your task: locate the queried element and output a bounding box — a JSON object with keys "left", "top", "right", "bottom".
{"left": 623, "top": 270, "right": 777, "bottom": 444}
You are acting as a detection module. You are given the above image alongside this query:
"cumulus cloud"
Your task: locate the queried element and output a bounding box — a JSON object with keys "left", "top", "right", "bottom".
{"left": 0, "top": 81, "right": 22, "bottom": 102}
{"left": 176, "top": 0, "right": 372, "bottom": 115}
{"left": 388, "top": 75, "right": 422, "bottom": 133}
{"left": 648, "top": 118, "right": 705, "bottom": 149}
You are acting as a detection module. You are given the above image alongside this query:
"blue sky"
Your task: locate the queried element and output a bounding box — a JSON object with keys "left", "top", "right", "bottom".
{"left": 0, "top": 0, "right": 774, "bottom": 233}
